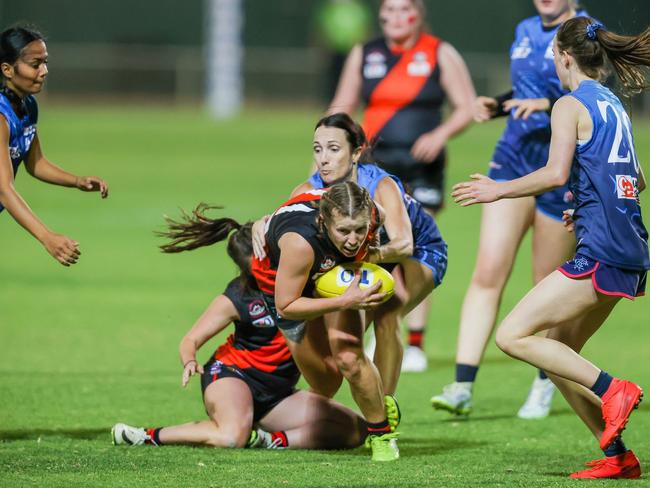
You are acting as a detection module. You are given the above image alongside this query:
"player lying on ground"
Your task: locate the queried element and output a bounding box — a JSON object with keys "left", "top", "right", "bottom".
{"left": 127, "top": 182, "right": 400, "bottom": 462}
{"left": 112, "top": 221, "right": 366, "bottom": 449}
{"left": 453, "top": 17, "right": 649, "bottom": 479}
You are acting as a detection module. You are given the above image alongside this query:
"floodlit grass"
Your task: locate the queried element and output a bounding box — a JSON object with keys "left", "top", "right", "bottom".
{"left": 1, "top": 105, "right": 649, "bottom": 486}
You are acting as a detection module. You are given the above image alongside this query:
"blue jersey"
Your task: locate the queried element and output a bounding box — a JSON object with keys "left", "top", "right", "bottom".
{"left": 308, "top": 164, "right": 447, "bottom": 257}
{"left": 0, "top": 92, "right": 38, "bottom": 213}
{"left": 569, "top": 81, "right": 649, "bottom": 270}
{"left": 496, "top": 11, "right": 589, "bottom": 168}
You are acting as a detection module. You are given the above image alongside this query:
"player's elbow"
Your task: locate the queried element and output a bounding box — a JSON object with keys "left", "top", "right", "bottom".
{"left": 547, "top": 167, "right": 569, "bottom": 188}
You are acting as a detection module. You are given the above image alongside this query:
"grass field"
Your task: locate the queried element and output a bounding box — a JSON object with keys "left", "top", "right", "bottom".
{"left": 1, "top": 105, "right": 649, "bottom": 487}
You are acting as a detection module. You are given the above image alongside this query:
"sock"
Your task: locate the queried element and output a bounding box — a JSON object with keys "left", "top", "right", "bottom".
{"left": 367, "top": 419, "right": 391, "bottom": 436}
{"left": 590, "top": 370, "right": 613, "bottom": 398}
{"left": 538, "top": 369, "right": 548, "bottom": 380}
{"left": 408, "top": 329, "right": 424, "bottom": 349}
{"left": 603, "top": 438, "right": 627, "bottom": 457}
{"left": 270, "top": 431, "right": 289, "bottom": 448}
{"left": 146, "top": 427, "right": 163, "bottom": 446}
{"left": 455, "top": 363, "right": 478, "bottom": 383}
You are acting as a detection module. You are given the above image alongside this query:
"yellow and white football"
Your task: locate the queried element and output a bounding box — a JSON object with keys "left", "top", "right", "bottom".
{"left": 315, "top": 262, "right": 395, "bottom": 302}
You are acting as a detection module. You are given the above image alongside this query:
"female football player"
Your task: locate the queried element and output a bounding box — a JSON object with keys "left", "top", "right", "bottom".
{"left": 0, "top": 26, "right": 108, "bottom": 266}
{"left": 432, "top": 0, "right": 589, "bottom": 419}
{"left": 453, "top": 17, "right": 649, "bottom": 479}
{"left": 112, "top": 222, "right": 366, "bottom": 450}
{"left": 152, "top": 182, "right": 399, "bottom": 462}
{"left": 328, "top": 0, "right": 475, "bottom": 371}
{"left": 252, "top": 113, "right": 447, "bottom": 398}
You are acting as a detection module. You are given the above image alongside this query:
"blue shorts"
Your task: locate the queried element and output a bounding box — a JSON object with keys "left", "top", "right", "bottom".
{"left": 558, "top": 254, "right": 647, "bottom": 300}
{"left": 412, "top": 245, "right": 448, "bottom": 288}
{"left": 488, "top": 140, "right": 574, "bottom": 221}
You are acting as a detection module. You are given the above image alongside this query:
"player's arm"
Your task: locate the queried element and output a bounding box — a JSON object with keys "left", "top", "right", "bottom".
{"left": 0, "top": 119, "right": 81, "bottom": 265}
{"left": 275, "top": 233, "right": 384, "bottom": 320}
{"left": 24, "top": 133, "right": 108, "bottom": 198}
{"left": 179, "top": 294, "right": 239, "bottom": 387}
{"left": 368, "top": 178, "right": 413, "bottom": 263}
{"left": 328, "top": 44, "right": 363, "bottom": 115}
{"left": 453, "top": 96, "right": 578, "bottom": 205}
{"left": 411, "top": 42, "right": 476, "bottom": 162}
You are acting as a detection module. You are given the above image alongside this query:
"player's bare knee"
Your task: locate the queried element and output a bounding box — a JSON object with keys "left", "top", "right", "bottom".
{"left": 495, "top": 326, "right": 517, "bottom": 356}
{"left": 208, "top": 425, "right": 249, "bottom": 448}
{"left": 334, "top": 349, "right": 363, "bottom": 380}
{"left": 472, "top": 261, "right": 509, "bottom": 290}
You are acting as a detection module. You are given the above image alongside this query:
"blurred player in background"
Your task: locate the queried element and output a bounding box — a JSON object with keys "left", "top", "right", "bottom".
{"left": 453, "top": 17, "right": 649, "bottom": 479}
{"left": 113, "top": 221, "right": 366, "bottom": 450}
{"left": 431, "top": 0, "right": 588, "bottom": 419}
{"left": 328, "top": 0, "right": 474, "bottom": 372}
{"left": 0, "top": 26, "right": 108, "bottom": 266}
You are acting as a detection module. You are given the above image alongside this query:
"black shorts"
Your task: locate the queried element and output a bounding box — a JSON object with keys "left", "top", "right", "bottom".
{"left": 372, "top": 146, "right": 447, "bottom": 211}
{"left": 201, "top": 359, "right": 297, "bottom": 422}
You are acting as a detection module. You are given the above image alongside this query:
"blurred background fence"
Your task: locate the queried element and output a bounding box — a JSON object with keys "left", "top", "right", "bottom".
{"left": 1, "top": 0, "right": 648, "bottom": 109}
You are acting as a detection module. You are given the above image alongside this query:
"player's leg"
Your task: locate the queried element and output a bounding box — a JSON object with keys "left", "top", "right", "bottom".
{"left": 518, "top": 207, "right": 576, "bottom": 419}
{"left": 371, "top": 293, "right": 403, "bottom": 396}
{"left": 112, "top": 376, "right": 254, "bottom": 448}
{"left": 282, "top": 317, "right": 343, "bottom": 398}
{"left": 431, "top": 197, "right": 534, "bottom": 415}
{"left": 258, "top": 390, "right": 367, "bottom": 449}
{"left": 326, "top": 308, "right": 399, "bottom": 461}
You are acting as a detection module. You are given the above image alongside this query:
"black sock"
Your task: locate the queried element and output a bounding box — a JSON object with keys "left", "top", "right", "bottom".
{"left": 603, "top": 438, "right": 627, "bottom": 457}
{"left": 146, "top": 427, "right": 163, "bottom": 446}
{"left": 590, "top": 370, "right": 613, "bottom": 398}
{"left": 455, "top": 363, "right": 478, "bottom": 383}
{"left": 538, "top": 369, "right": 548, "bottom": 380}
{"left": 367, "top": 419, "right": 391, "bottom": 436}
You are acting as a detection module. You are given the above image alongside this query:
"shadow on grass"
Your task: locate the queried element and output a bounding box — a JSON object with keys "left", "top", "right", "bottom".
{"left": 341, "top": 437, "right": 488, "bottom": 458}
{"left": 0, "top": 427, "right": 107, "bottom": 441}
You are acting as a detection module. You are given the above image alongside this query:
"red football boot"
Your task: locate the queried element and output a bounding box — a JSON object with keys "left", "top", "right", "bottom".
{"left": 600, "top": 379, "right": 643, "bottom": 450}
{"left": 570, "top": 451, "right": 641, "bottom": 479}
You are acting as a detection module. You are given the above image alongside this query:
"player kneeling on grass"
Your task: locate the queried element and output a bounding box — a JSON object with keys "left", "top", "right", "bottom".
{"left": 452, "top": 18, "right": 649, "bottom": 479}
{"left": 112, "top": 219, "right": 366, "bottom": 450}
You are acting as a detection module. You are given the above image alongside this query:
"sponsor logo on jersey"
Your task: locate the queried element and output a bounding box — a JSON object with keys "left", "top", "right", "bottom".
{"left": 511, "top": 37, "right": 532, "bottom": 59}
{"left": 252, "top": 315, "right": 275, "bottom": 327}
{"left": 364, "top": 51, "right": 387, "bottom": 79}
{"left": 488, "top": 161, "right": 502, "bottom": 170}
{"left": 319, "top": 255, "right": 336, "bottom": 272}
{"left": 407, "top": 51, "right": 431, "bottom": 77}
{"left": 616, "top": 175, "right": 638, "bottom": 200}
{"left": 248, "top": 299, "right": 266, "bottom": 318}
{"left": 9, "top": 146, "right": 20, "bottom": 159}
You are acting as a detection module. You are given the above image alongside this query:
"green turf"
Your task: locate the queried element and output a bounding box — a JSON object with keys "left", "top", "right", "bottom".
{"left": 1, "top": 105, "right": 649, "bottom": 487}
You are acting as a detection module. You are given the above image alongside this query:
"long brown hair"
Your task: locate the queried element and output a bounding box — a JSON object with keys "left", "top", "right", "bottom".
{"left": 158, "top": 204, "right": 254, "bottom": 283}
{"left": 557, "top": 17, "right": 650, "bottom": 94}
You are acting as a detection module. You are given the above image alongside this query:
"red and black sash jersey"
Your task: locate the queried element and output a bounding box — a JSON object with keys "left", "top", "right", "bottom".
{"left": 251, "top": 190, "right": 380, "bottom": 296}
{"left": 361, "top": 33, "right": 445, "bottom": 149}
{"left": 213, "top": 277, "right": 300, "bottom": 381}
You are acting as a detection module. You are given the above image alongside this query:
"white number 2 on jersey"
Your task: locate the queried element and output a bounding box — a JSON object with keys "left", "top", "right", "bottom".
{"left": 597, "top": 99, "right": 639, "bottom": 172}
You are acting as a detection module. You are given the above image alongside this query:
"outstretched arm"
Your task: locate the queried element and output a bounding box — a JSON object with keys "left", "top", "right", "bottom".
{"left": 24, "top": 133, "right": 108, "bottom": 197}
{"left": 368, "top": 178, "right": 413, "bottom": 263}
{"left": 0, "top": 120, "right": 80, "bottom": 266}
{"left": 453, "top": 96, "right": 579, "bottom": 205}
{"left": 179, "top": 294, "right": 239, "bottom": 387}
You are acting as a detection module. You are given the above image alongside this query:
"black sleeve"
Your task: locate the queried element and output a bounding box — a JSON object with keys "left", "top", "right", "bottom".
{"left": 492, "top": 90, "right": 514, "bottom": 118}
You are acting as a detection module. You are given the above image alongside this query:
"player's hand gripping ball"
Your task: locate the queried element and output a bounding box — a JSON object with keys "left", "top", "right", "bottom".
{"left": 315, "top": 262, "right": 395, "bottom": 302}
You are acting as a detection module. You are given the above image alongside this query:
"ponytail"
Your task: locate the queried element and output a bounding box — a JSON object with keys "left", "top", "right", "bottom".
{"left": 158, "top": 203, "right": 241, "bottom": 253}
{"left": 557, "top": 17, "right": 650, "bottom": 94}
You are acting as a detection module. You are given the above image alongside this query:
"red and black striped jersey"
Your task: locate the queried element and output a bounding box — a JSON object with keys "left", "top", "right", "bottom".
{"left": 213, "top": 277, "right": 299, "bottom": 380}
{"left": 251, "top": 190, "right": 379, "bottom": 296}
{"left": 361, "top": 33, "right": 445, "bottom": 149}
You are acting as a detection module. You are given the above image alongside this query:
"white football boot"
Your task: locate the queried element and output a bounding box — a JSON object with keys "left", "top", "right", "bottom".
{"left": 111, "top": 423, "right": 153, "bottom": 446}
{"left": 401, "top": 345, "right": 428, "bottom": 373}
{"left": 430, "top": 382, "right": 473, "bottom": 416}
{"left": 517, "top": 376, "right": 556, "bottom": 419}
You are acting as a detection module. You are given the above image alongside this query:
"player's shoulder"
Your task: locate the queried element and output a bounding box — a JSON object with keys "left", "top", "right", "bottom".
{"left": 515, "top": 15, "right": 540, "bottom": 35}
